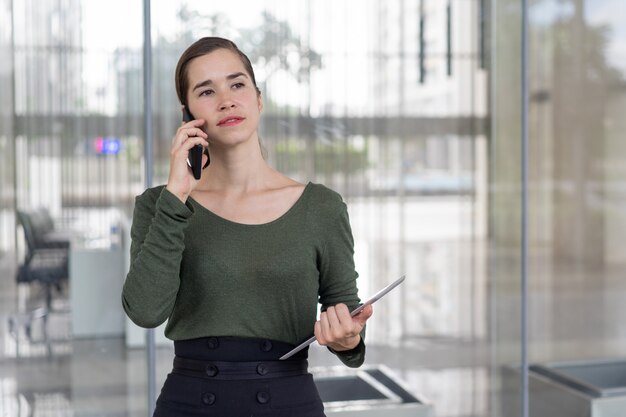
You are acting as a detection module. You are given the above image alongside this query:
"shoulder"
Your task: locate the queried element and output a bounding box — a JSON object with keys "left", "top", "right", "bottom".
{"left": 305, "top": 182, "right": 347, "bottom": 216}
{"left": 132, "top": 184, "right": 194, "bottom": 226}
{"left": 135, "top": 184, "right": 165, "bottom": 203}
{"left": 134, "top": 185, "right": 167, "bottom": 211}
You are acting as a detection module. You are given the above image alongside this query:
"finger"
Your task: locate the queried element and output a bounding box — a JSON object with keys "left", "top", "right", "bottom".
{"left": 324, "top": 306, "right": 338, "bottom": 333}
{"left": 176, "top": 127, "right": 208, "bottom": 144}
{"left": 180, "top": 136, "right": 209, "bottom": 151}
{"left": 185, "top": 126, "right": 208, "bottom": 137}
{"left": 171, "top": 136, "right": 209, "bottom": 158}
{"left": 324, "top": 306, "right": 346, "bottom": 339}
{"left": 353, "top": 304, "right": 373, "bottom": 326}
{"left": 180, "top": 118, "right": 205, "bottom": 127}
{"left": 333, "top": 303, "right": 362, "bottom": 331}
{"left": 173, "top": 131, "right": 209, "bottom": 150}
{"left": 314, "top": 321, "right": 326, "bottom": 346}
{"left": 333, "top": 303, "right": 352, "bottom": 325}
{"left": 318, "top": 311, "right": 332, "bottom": 343}
{"left": 173, "top": 122, "right": 208, "bottom": 144}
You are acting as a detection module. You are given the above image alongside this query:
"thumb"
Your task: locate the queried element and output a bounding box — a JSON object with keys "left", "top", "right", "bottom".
{"left": 353, "top": 304, "right": 373, "bottom": 326}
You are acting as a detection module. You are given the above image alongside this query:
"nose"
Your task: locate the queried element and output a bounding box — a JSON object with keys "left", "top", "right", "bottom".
{"left": 218, "top": 92, "right": 236, "bottom": 111}
{"left": 219, "top": 102, "right": 235, "bottom": 111}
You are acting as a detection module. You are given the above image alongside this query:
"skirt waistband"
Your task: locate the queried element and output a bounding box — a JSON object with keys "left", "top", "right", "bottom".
{"left": 172, "top": 356, "right": 309, "bottom": 380}
{"left": 173, "top": 336, "right": 308, "bottom": 361}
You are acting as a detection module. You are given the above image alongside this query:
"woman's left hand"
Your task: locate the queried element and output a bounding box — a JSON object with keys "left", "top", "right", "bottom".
{"left": 314, "top": 303, "right": 373, "bottom": 351}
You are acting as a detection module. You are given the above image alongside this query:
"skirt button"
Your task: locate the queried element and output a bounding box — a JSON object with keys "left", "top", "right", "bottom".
{"left": 256, "top": 391, "right": 270, "bottom": 404}
{"left": 206, "top": 337, "right": 219, "bottom": 349}
{"left": 201, "top": 392, "right": 216, "bottom": 405}
{"left": 256, "top": 363, "right": 268, "bottom": 376}
{"left": 205, "top": 364, "right": 218, "bottom": 377}
{"left": 260, "top": 340, "right": 273, "bottom": 352}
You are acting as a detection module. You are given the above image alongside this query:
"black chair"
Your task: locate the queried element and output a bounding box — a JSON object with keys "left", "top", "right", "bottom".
{"left": 8, "top": 210, "right": 70, "bottom": 354}
{"left": 15, "top": 210, "right": 69, "bottom": 307}
{"left": 26, "top": 208, "right": 71, "bottom": 250}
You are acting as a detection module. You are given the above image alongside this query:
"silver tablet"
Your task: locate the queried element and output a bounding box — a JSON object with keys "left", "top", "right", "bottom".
{"left": 279, "top": 275, "right": 406, "bottom": 360}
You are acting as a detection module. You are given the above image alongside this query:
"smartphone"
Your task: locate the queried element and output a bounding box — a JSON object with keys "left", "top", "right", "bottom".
{"left": 183, "top": 107, "right": 204, "bottom": 180}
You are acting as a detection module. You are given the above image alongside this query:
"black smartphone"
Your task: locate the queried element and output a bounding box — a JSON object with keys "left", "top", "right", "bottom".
{"left": 183, "top": 107, "right": 204, "bottom": 180}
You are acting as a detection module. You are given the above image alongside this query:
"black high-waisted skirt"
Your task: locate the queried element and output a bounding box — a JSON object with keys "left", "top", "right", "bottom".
{"left": 153, "top": 336, "right": 326, "bottom": 417}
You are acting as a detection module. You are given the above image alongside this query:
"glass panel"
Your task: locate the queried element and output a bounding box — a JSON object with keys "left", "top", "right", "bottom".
{"left": 0, "top": 0, "right": 508, "bottom": 416}
{"left": 0, "top": 1, "right": 148, "bottom": 416}
{"left": 150, "top": 0, "right": 488, "bottom": 415}
{"left": 527, "top": 0, "right": 626, "bottom": 415}
{"left": 0, "top": 0, "right": 14, "bottom": 254}
{"left": 490, "top": 0, "right": 524, "bottom": 416}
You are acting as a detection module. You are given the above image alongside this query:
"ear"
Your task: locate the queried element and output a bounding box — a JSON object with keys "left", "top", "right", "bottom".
{"left": 257, "top": 91, "right": 263, "bottom": 113}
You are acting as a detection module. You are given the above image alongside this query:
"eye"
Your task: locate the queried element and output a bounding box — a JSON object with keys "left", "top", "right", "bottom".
{"left": 232, "top": 82, "right": 245, "bottom": 89}
{"left": 199, "top": 89, "right": 214, "bottom": 97}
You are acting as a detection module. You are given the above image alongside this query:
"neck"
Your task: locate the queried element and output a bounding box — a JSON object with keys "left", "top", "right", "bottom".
{"left": 197, "top": 139, "right": 273, "bottom": 193}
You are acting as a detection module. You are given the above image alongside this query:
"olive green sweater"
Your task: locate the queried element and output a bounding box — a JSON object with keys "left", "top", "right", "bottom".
{"left": 122, "top": 182, "right": 365, "bottom": 367}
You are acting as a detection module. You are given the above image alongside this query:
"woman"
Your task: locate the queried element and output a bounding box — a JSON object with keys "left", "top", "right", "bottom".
{"left": 122, "top": 37, "right": 372, "bottom": 417}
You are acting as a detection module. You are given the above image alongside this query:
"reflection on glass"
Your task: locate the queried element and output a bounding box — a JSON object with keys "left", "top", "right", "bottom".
{"left": 146, "top": 0, "right": 486, "bottom": 414}
{"left": 490, "top": 0, "right": 523, "bottom": 415}
{"left": 2, "top": 0, "right": 490, "bottom": 416}
{"left": 524, "top": 1, "right": 626, "bottom": 415}
{"left": 2, "top": 0, "right": 148, "bottom": 416}
{"left": 528, "top": 0, "right": 626, "bottom": 358}
{"left": 0, "top": 0, "right": 15, "bottom": 253}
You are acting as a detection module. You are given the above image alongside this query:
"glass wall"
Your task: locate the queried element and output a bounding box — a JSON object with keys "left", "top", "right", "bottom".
{"left": 1, "top": 1, "right": 149, "bottom": 416}
{"left": 8, "top": 0, "right": 611, "bottom": 416}
{"left": 525, "top": 0, "right": 626, "bottom": 415}
{"left": 0, "top": 0, "right": 14, "bottom": 254}
{"left": 0, "top": 0, "right": 490, "bottom": 417}
{"left": 1, "top": 0, "right": 623, "bottom": 415}
{"left": 490, "top": 0, "right": 524, "bottom": 415}
{"left": 0, "top": 0, "right": 489, "bottom": 415}
{"left": 148, "top": 1, "right": 488, "bottom": 415}
{"left": 490, "top": 0, "right": 626, "bottom": 416}
{"left": 527, "top": 0, "right": 626, "bottom": 357}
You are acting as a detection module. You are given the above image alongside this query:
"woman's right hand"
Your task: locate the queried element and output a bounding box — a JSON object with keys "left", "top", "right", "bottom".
{"left": 166, "top": 119, "right": 209, "bottom": 203}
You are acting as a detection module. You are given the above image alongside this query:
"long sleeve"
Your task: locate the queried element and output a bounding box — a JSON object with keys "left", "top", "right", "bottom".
{"left": 121, "top": 186, "right": 194, "bottom": 328}
{"left": 318, "top": 199, "right": 366, "bottom": 368}
{"left": 120, "top": 182, "right": 367, "bottom": 355}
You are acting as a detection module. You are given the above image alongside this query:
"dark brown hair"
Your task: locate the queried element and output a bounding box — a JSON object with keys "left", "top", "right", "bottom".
{"left": 175, "top": 37, "right": 260, "bottom": 106}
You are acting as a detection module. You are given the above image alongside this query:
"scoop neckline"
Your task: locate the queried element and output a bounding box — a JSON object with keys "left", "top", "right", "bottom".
{"left": 188, "top": 181, "right": 313, "bottom": 227}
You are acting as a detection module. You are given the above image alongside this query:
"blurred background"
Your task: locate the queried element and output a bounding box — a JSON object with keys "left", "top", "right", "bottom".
{"left": 0, "top": 0, "right": 624, "bottom": 416}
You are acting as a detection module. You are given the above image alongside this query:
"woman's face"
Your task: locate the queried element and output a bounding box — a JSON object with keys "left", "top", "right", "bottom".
{"left": 186, "top": 48, "right": 262, "bottom": 148}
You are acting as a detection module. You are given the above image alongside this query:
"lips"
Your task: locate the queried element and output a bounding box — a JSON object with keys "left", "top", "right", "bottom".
{"left": 217, "top": 116, "right": 245, "bottom": 126}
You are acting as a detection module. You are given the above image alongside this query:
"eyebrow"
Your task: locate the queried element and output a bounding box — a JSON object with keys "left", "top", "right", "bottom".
{"left": 192, "top": 72, "right": 248, "bottom": 91}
